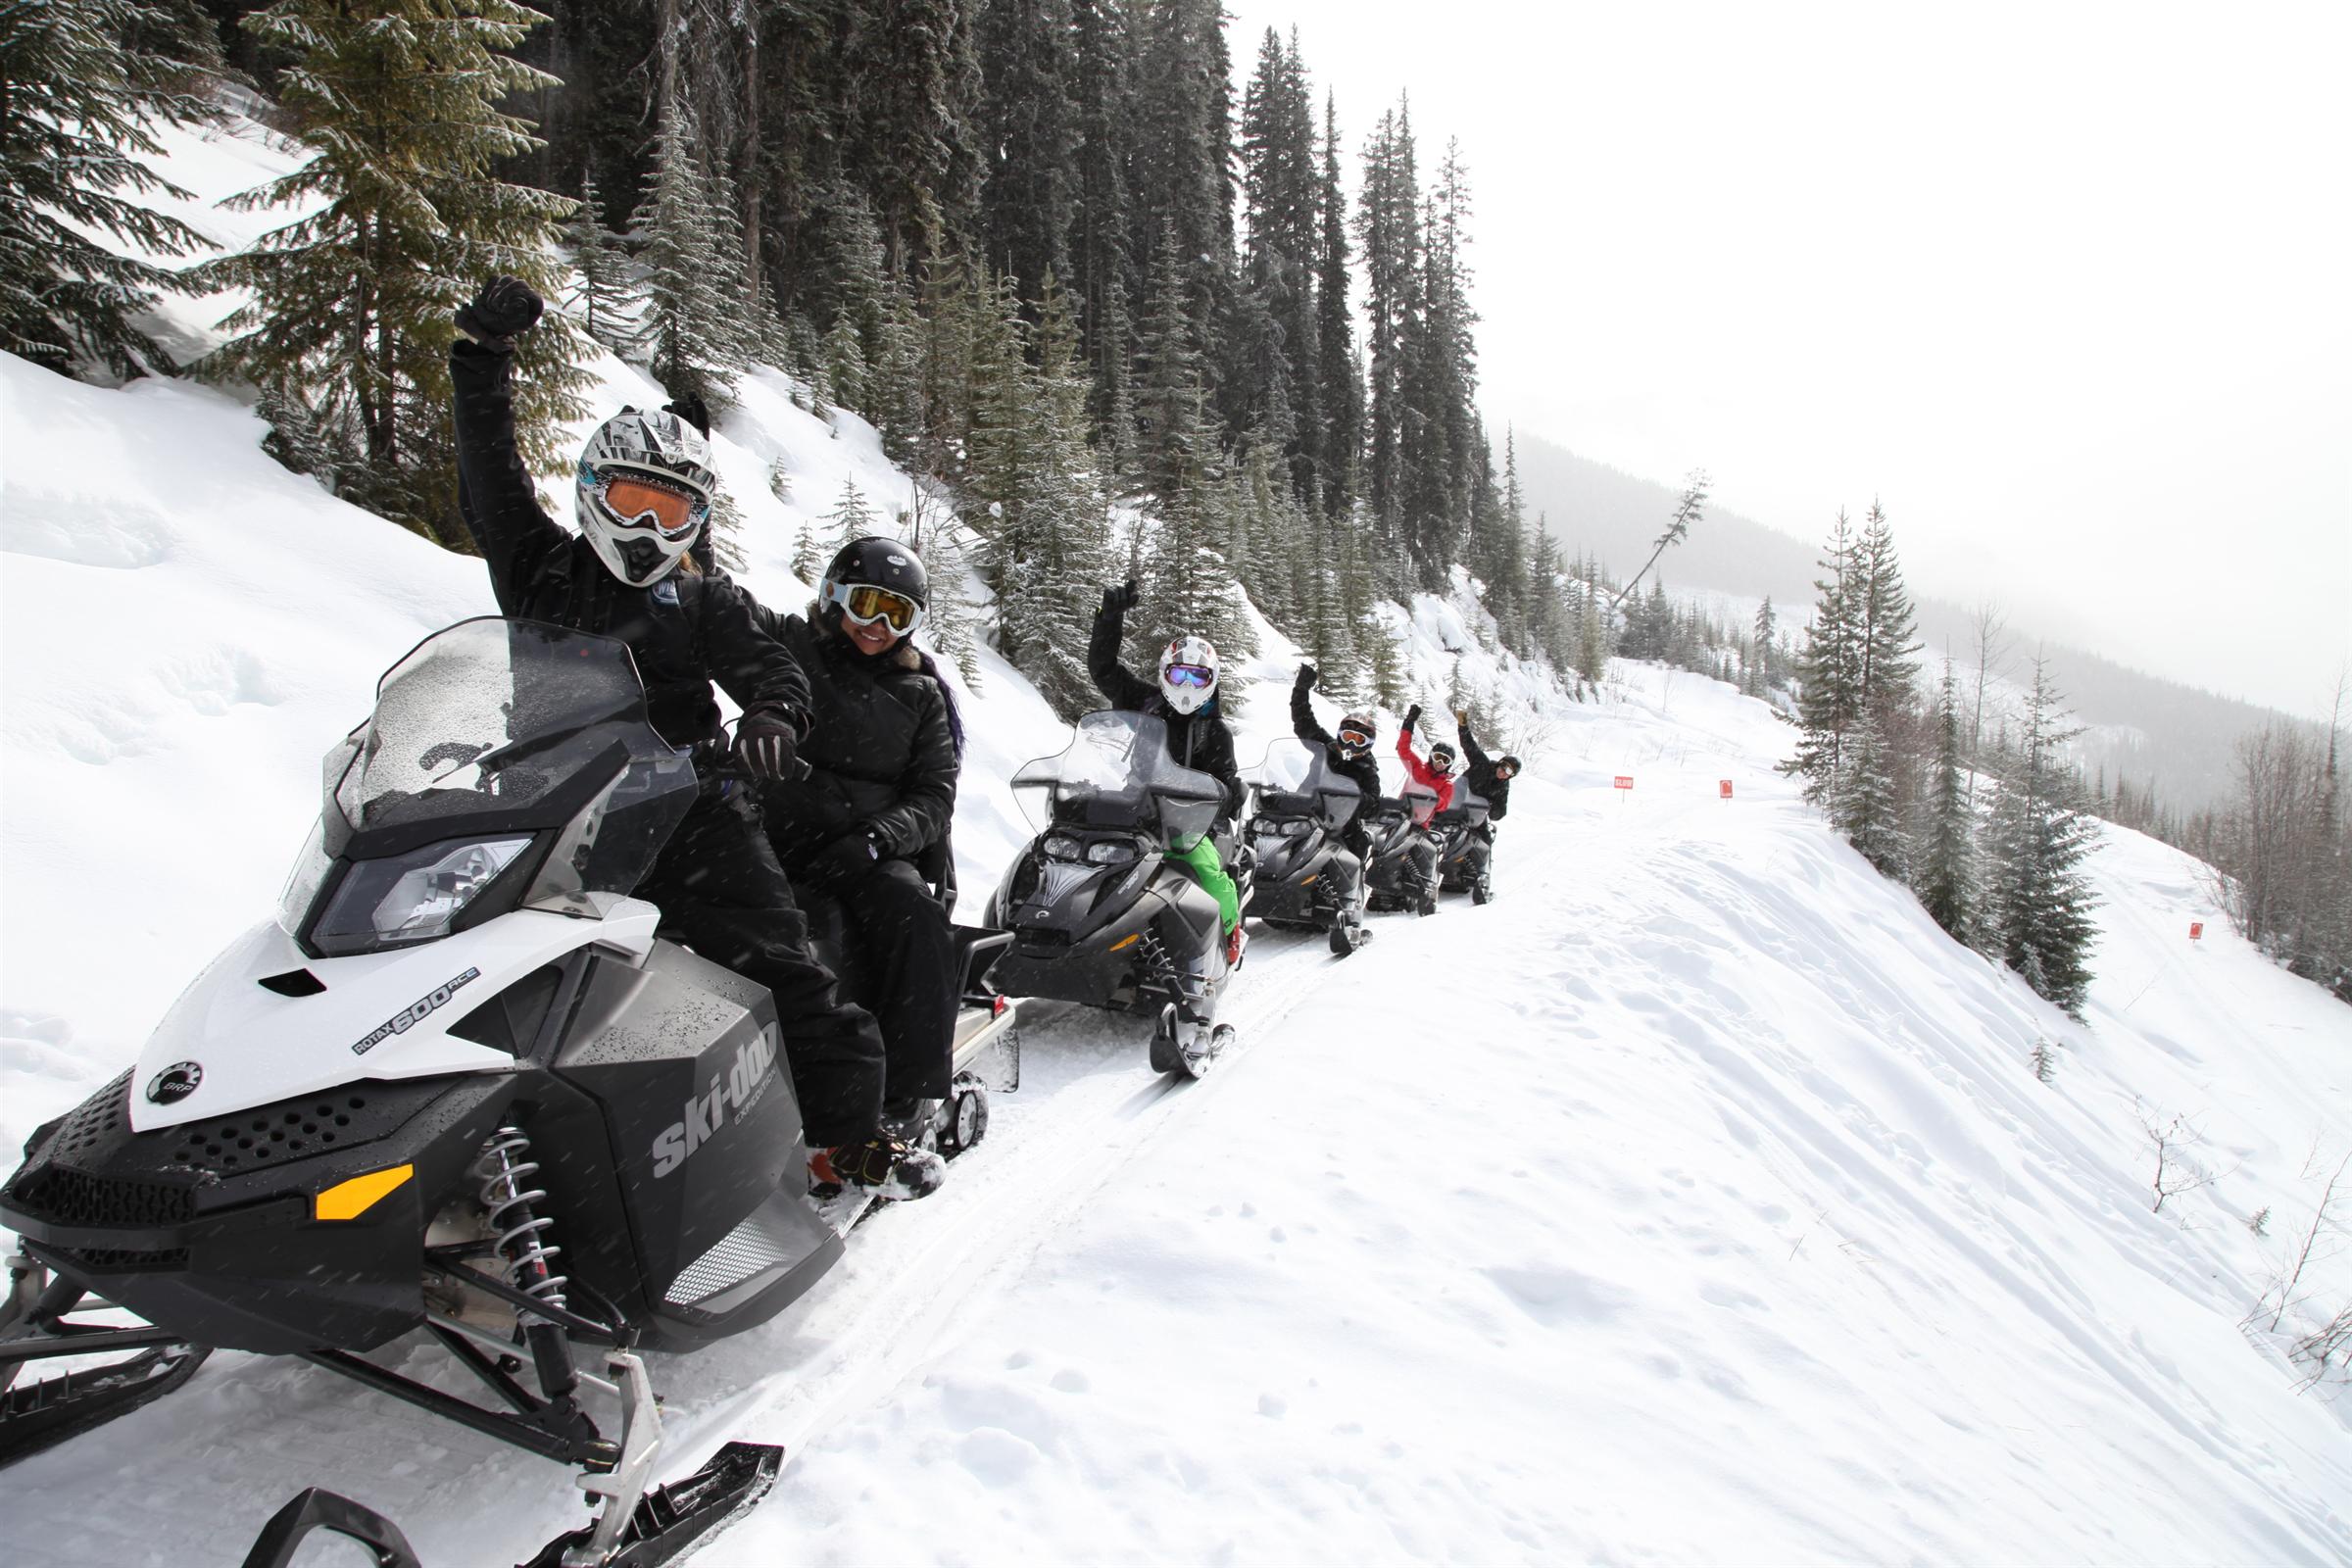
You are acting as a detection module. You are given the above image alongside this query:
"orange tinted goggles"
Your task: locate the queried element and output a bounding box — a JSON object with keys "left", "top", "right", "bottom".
{"left": 827, "top": 580, "right": 925, "bottom": 633}
{"left": 601, "top": 473, "right": 704, "bottom": 538}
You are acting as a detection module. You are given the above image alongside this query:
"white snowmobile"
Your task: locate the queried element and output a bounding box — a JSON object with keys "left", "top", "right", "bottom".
{"left": 1241, "top": 737, "right": 1371, "bottom": 956}
{"left": 0, "top": 617, "right": 1014, "bottom": 1566}
{"left": 984, "top": 710, "right": 1247, "bottom": 1078}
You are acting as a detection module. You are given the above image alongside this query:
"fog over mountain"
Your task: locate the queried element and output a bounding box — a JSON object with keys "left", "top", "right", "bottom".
{"left": 1514, "top": 430, "right": 2289, "bottom": 813}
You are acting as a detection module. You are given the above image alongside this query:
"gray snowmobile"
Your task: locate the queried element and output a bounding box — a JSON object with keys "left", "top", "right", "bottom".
{"left": 984, "top": 710, "right": 1247, "bottom": 1078}
{"left": 1241, "top": 737, "right": 1370, "bottom": 956}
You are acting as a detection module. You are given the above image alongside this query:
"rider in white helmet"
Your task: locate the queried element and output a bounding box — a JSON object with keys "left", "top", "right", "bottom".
{"left": 448, "top": 274, "right": 941, "bottom": 1202}
{"left": 1089, "top": 579, "right": 1245, "bottom": 962}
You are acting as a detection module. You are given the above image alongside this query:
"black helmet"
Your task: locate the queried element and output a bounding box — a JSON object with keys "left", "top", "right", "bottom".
{"left": 823, "top": 535, "right": 928, "bottom": 608}
{"left": 1496, "top": 754, "right": 1523, "bottom": 777}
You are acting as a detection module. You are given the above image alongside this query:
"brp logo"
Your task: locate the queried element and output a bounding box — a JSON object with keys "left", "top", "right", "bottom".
{"left": 146, "top": 1061, "right": 204, "bottom": 1105}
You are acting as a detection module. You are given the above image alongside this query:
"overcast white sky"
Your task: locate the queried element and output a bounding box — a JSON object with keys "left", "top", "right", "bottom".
{"left": 1222, "top": 0, "right": 2351, "bottom": 717}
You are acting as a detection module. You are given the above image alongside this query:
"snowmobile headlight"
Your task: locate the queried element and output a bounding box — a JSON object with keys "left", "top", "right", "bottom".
{"left": 1042, "top": 833, "right": 1085, "bottom": 861}
{"left": 309, "top": 835, "right": 534, "bottom": 956}
{"left": 1084, "top": 839, "right": 1138, "bottom": 865}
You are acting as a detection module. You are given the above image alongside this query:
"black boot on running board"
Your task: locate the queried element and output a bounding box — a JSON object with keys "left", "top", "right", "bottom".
{"left": 809, "top": 1135, "right": 946, "bottom": 1201}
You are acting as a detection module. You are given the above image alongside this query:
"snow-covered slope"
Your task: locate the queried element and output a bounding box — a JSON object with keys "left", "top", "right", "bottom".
{"left": 3, "top": 113, "right": 2348, "bottom": 1565}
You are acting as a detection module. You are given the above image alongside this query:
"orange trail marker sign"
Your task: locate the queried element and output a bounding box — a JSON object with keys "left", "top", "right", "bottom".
{"left": 1720, "top": 779, "right": 1734, "bottom": 800}
{"left": 2189, "top": 921, "right": 2204, "bottom": 941}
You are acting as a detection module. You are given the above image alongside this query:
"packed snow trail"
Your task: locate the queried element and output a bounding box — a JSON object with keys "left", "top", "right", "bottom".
{"left": 6, "top": 112, "right": 2350, "bottom": 1567}
{"left": 711, "top": 720, "right": 2352, "bottom": 1567}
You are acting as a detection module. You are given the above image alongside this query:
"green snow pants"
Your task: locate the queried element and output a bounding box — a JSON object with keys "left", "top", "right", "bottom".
{"left": 1169, "top": 834, "right": 1240, "bottom": 935}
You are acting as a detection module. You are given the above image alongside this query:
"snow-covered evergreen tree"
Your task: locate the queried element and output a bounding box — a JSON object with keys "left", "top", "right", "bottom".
{"left": 567, "top": 168, "right": 633, "bottom": 356}
{"left": 198, "top": 0, "right": 589, "bottom": 543}
{"left": 1915, "top": 662, "right": 1977, "bottom": 945}
{"left": 1983, "top": 657, "right": 2100, "bottom": 1014}
{"left": 1783, "top": 510, "right": 1861, "bottom": 806}
{"left": 632, "top": 102, "right": 752, "bottom": 405}
{"left": 0, "top": 0, "right": 214, "bottom": 378}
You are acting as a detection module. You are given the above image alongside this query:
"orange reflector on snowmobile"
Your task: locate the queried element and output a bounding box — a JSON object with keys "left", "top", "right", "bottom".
{"left": 1107, "top": 933, "right": 1141, "bottom": 953}
{"left": 314, "top": 1164, "right": 414, "bottom": 1221}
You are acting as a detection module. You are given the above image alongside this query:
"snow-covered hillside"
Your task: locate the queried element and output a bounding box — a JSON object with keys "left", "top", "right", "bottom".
{"left": 3, "top": 113, "right": 2349, "bottom": 1565}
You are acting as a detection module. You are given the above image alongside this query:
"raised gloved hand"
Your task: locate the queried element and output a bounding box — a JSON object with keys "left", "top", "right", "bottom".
{"left": 1102, "top": 577, "right": 1141, "bottom": 613}
{"left": 1403, "top": 704, "right": 1423, "bottom": 734}
{"left": 455, "top": 275, "right": 544, "bottom": 350}
{"left": 808, "top": 827, "right": 882, "bottom": 886}
{"left": 1295, "top": 662, "right": 1318, "bottom": 692}
{"left": 1454, "top": 709, "right": 1468, "bottom": 725}
{"left": 733, "top": 703, "right": 802, "bottom": 781}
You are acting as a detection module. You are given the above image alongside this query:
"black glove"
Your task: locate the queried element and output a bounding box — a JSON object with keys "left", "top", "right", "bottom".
{"left": 456, "top": 275, "right": 543, "bottom": 349}
{"left": 1403, "top": 704, "right": 1422, "bottom": 734}
{"left": 1295, "top": 662, "right": 1318, "bottom": 692}
{"left": 1102, "top": 577, "right": 1140, "bottom": 613}
{"left": 662, "top": 393, "right": 711, "bottom": 436}
{"left": 734, "top": 704, "right": 802, "bottom": 781}
{"left": 808, "top": 828, "right": 882, "bottom": 886}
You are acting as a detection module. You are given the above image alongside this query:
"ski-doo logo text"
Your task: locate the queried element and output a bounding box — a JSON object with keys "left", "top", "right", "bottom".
{"left": 352, "top": 968, "right": 482, "bottom": 1055}
{"left": 146, "top": 1060, "right": 203, "bottom": 1104}
{"left": 651, "top": 1029, "right": 780, "bottom": 1178}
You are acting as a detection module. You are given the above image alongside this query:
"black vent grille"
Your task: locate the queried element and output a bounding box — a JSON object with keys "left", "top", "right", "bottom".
{"left": 169, "top": 1097, "right": 373, "bottom": 1175}
{"left": 44, "top": 1071, "right": 133, "bottom": 1161}
{"left": 58, "top": 1246, "right": 190, "bottom": 1273}
{"left": 6, "top": 1164, "right": 196, "bottom": 1228}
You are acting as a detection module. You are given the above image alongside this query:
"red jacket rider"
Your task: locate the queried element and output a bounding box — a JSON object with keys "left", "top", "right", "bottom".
{"left": 1395, "top": 706, "right": 1455, "bottom": 822}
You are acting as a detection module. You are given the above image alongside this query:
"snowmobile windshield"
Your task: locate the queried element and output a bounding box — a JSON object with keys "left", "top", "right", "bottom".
{"left": 1373, "top": 759, "right": 1443, "bottom": 827}
{"left": 1434, "top": 789, "right": 1491, "bottom": 828}
{"left": 325, "top": 618, "right": 696, "bottom": 891}
{"left": 1011, "top": 710, "right": 1227, "bottom": 851}
{"left": 1248, "top": 738, "right": 1362, "bottom": 830}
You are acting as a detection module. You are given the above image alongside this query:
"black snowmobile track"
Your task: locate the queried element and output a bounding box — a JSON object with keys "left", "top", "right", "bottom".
{"left": 0, "top": 1338, "right": 212, "bottom": 1469}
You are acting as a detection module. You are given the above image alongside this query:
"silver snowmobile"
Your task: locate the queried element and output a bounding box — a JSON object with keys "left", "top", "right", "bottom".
{"left": 0, "top": 617, "right": 1014, "bottom": 1567}
{"left": 1241, "top": 737, "right": 1370, "bottom": 956}
{"left": 1362, "top": 778, "right": 1445, "bottom": 915}
{"left": 1433, "top": 788, "right": 1494, "bottom": 904}
{"left": 984, "top": 710, "right": 1247, "bottom": 1078}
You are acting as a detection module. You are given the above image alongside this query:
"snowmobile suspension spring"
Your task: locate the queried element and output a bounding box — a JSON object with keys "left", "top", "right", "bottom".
{"left": 474, "top": 1125, "right": 568, "bottom": 1313}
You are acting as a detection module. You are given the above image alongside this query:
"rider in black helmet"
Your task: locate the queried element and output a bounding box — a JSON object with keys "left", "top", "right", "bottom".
{"left": 751, "top": 537, "right": 964, "bottom": 1138}
{"left": 448, "top": 275, "right": 939, "bottom": 1201}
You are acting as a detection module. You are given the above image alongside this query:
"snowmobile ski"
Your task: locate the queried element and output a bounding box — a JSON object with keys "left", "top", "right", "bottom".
{"left": 520, "top": 1439, "right": 783, "bottom": 1568}
{"left": 241, "top": 1488, "right": 422, "bottom": 1568}
{"left": 0, "top": 1253, "right": 213, "bottom": 1468}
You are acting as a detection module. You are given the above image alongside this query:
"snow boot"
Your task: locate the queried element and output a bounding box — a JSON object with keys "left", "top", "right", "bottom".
{"left": 810, "top": 1134, "right": 946, "bottom": 1201}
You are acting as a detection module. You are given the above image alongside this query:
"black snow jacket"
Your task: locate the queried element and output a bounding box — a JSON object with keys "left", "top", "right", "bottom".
{"left": 450, "top": 340, "right": 808, "bottom": 753}
{"left": 1088, "top": 596, "right": 1243, "bottom": 826}
{"left": 1458, "top": 716, "right": 1513, "bottom": 821}
{"left": 748, "top": 603, "right": 959, "bottom": 870}
{"left": 1289, "top": 681, "right": 1383, "bottom": 847}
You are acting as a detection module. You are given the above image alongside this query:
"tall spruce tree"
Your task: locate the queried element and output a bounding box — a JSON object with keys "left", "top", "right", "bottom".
{"left": 1916, "top": 661, "right": 1977, "bottom": 944}
{"left": 1314, "top": 90, "right": 1361, "bottom": 521}
{"left": 1782, "top": 510, "right": 1862, "bottom": 807}
{"left": 0, "top": 0, "right": 214, "bottom": 378}
{"left": 1983, "top": 656, "right": 2100, "bottom": 1013}
{"left": 1355, "top": 99, "right": 1420, "bottom": 566}
{"left": 567, "top": 167, "right": 633, "bottom": 355}
{"left": 632, "top": 102, "right": 755, "bottom": 404}
{"left": 198, "top": 0, "right": 589, "bottom": 543}
{"left": 976, "top": 0, "right": 1077, "bottom": 304}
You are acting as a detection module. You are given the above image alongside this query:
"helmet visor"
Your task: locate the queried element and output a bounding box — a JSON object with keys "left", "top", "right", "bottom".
{"left": 829, "top": 580, "right": 925, "bottom": 633}
{"left": 1163, "top": 662, "right": 1217, "bottom": 689}
{"left": 600, "top": 473, "right": 704, "bottom": 540}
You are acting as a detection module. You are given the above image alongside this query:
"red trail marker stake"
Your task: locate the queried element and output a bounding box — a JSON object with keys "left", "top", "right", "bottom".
{"left": 2189, "top": 921, "right": 2204, "bottom": 941}
{"left": 1719, "top": 779, "right": 1734, "bottom": 800}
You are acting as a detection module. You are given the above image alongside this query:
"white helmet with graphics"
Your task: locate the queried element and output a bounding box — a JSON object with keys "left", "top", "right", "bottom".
{"left": 1158, "top": 635, "right": 1220, "bottom": 715}
{"left": 574, "top": 407, "right": 718, "bottom": 587}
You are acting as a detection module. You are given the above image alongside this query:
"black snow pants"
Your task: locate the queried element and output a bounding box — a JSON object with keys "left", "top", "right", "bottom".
{"left": 635, "top": 786, "right": 887, "bottom": 1147}
{"left": 795, "top": 858, "right": 956, "bottom": 1106}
